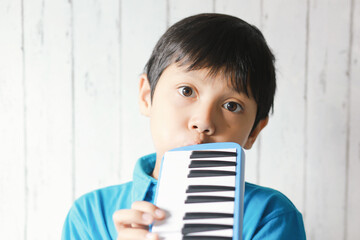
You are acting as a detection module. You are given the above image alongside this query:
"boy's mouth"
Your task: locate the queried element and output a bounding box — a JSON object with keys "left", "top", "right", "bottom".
{"left": 180, "top": 134, "right": 210, "bottom": 147}
{"left": 181, "top": 139, "right": 208, "bottom": 147}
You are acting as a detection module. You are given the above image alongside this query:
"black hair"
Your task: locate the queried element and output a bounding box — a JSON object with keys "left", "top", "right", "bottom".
{"left": 144, "top": 13, "right": 276, "bottom": 132}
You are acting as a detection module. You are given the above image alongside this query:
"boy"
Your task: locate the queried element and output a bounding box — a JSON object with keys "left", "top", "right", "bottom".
{"left": 62, "top": 13, "right": 306, "bottom": 239}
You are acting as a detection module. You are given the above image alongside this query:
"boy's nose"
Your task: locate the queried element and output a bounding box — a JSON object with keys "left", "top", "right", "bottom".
{"left": 189, "top": 107, "right": 216, "bottom": 135}
{"left": 191, "top": 124, "right": 215, "bottom": 135}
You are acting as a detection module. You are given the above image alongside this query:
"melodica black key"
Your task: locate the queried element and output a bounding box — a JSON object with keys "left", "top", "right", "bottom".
{"left": 151, "top": 142, "right": 245, "bottom": 240}
{"left": 182, "top": 236, "right": 232, "bottom": 240}
{"left": 186, "top": 185, "right": 235, "bottom": 193}
{"left": 183, "top": 212, "right": 234, "bottom": 220}
{"left": 190, "top": 150, "right": 237, "bottom": 158}
{"left": 189, "top": 160, "right": 237, "bottom": 168}
{"left": 185, "top": 195, "right": 235, "bottom": 204}
{"left": 182, "top": 223, "right": 233, "bottom": 235}
{"left": 188, "top": 169, "right": 236, "bottom": 178}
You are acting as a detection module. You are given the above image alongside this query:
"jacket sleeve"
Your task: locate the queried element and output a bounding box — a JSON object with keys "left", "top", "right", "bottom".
{"left": 61, "top": 204, "right": 92, "bottom": 240}
{"left": 252, "top": 210, "right": 306, "bottom": 240}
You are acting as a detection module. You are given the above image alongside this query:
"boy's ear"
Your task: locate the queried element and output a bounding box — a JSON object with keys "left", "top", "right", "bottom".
{"left": 138, "top": 74, "right": 152, "bottom": 117}
{"left": 244, "top": 116, "right": 269, "bottom": 149}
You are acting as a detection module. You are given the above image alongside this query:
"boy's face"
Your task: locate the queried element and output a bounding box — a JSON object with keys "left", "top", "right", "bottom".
{"left": 139, "top": 63, "right": 268, "bottom": 179}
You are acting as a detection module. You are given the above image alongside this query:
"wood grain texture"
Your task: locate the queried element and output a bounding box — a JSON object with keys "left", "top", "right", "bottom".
{"left": 168, "top": 0, "right": 214, "bottom": 26}
{"left": 346, "top": 0, "right": 360, "bottom": 239}
{"left": 22, "top": 0, "right": 73, "bottom": 238}
{"left": 72, "top": 0, "right": 122, "bottom": 197}
{"left": 0, "top": 1, "right": 25, "bottom": 239}
{"left": 305, "top": 0, "right": 351, "bottom": 238}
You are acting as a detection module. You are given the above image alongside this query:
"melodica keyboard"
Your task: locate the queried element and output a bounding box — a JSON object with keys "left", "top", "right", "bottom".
{"left": 151, "top": 142, "right": 245, "bottom": 240}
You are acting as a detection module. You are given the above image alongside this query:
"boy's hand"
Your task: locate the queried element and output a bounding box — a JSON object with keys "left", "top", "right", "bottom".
{"left": 113, "top": 201, "right": 166, "bottom": 240}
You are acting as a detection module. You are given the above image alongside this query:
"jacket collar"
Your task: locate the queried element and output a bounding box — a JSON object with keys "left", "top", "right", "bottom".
{"left": 132, "top": 153, "right": 158, "bottom": 203}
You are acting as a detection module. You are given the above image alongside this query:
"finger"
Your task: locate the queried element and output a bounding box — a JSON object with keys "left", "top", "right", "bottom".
{"left": 117, "top": 228, "right": 159, "bottom": 240}
{"left": 113, "top": 209, "right": 154, "bottom": 232}
{"left": 131, "top": 223, "right": 149, "bottom": 229}
{"left": 131, "top": 201, "right": 166, "bottom": 220}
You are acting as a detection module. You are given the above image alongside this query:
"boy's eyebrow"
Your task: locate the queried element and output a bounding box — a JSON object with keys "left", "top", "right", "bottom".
{"left": 177, "top": 59, "right": 250, "bottom": 94}
{"left": 178, "top": 67, "right": 253, "bottom": 100}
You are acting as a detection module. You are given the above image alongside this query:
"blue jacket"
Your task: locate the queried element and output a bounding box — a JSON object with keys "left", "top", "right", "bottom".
{"left": 62, "top": 153, "right": 306, "bottom": 239}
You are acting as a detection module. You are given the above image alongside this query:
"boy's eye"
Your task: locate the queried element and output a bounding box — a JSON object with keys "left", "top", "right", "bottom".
{"left": 223, "top": 102, "right": 243, "bottom": 113}
{"left": 178, "top": 86, "right": 195, "bottom": 97}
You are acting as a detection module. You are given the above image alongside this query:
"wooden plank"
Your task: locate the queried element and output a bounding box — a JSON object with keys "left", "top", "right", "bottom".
{"left": 0, "top": 1, "right": 25, "bottom": 239}
{"left": 258, "top": 0, "right": 307, "bottom": 213}
{"left": 346, "top": 0, "right": 360, "bottom": 238}
{"left": 22, "top": 0, "right": 73, "bottom": 239}
{"left": 72, "top": 0, "right": 122, "bottom": 196}
{"left": 120, "top": 0, "right": 167, "bottom": 182}
{"left": 305, "top": 0, "right": 351, "bottom": 238}
{"left": 215, "top": 0, "right": 263, "bottom": 184}
{"left": 168, "top": 0, "right": 214, "bottom": 26}
{"left": 215, "top": 0, "right": 262, "bottom": 26}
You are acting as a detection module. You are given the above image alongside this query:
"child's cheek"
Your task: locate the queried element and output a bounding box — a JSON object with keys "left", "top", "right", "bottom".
{"left": 172, "top": 93, "right": 195, "bottom": 108}
{"left": 160, "top": 95, "right": 191, "bottom": 131}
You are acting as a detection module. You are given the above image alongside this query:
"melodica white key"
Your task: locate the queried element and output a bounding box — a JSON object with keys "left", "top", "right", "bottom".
{"left": 151, "top": 142, "right": 245, "bottom": 240}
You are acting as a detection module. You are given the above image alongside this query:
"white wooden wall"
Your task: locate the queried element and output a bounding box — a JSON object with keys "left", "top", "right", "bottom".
{"left": 0, "top": 0, "right": 359, "bottom": 239}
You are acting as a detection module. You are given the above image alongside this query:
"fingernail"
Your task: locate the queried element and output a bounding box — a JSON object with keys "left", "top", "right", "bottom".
{"left": 155, "top": 209, "right": 165, "bottom": 218}
{"left": 146, "top": 232, "right": 156, "bottom": 239}
{"left": 142, "top": 213, "right": 153, "bottom": 224}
